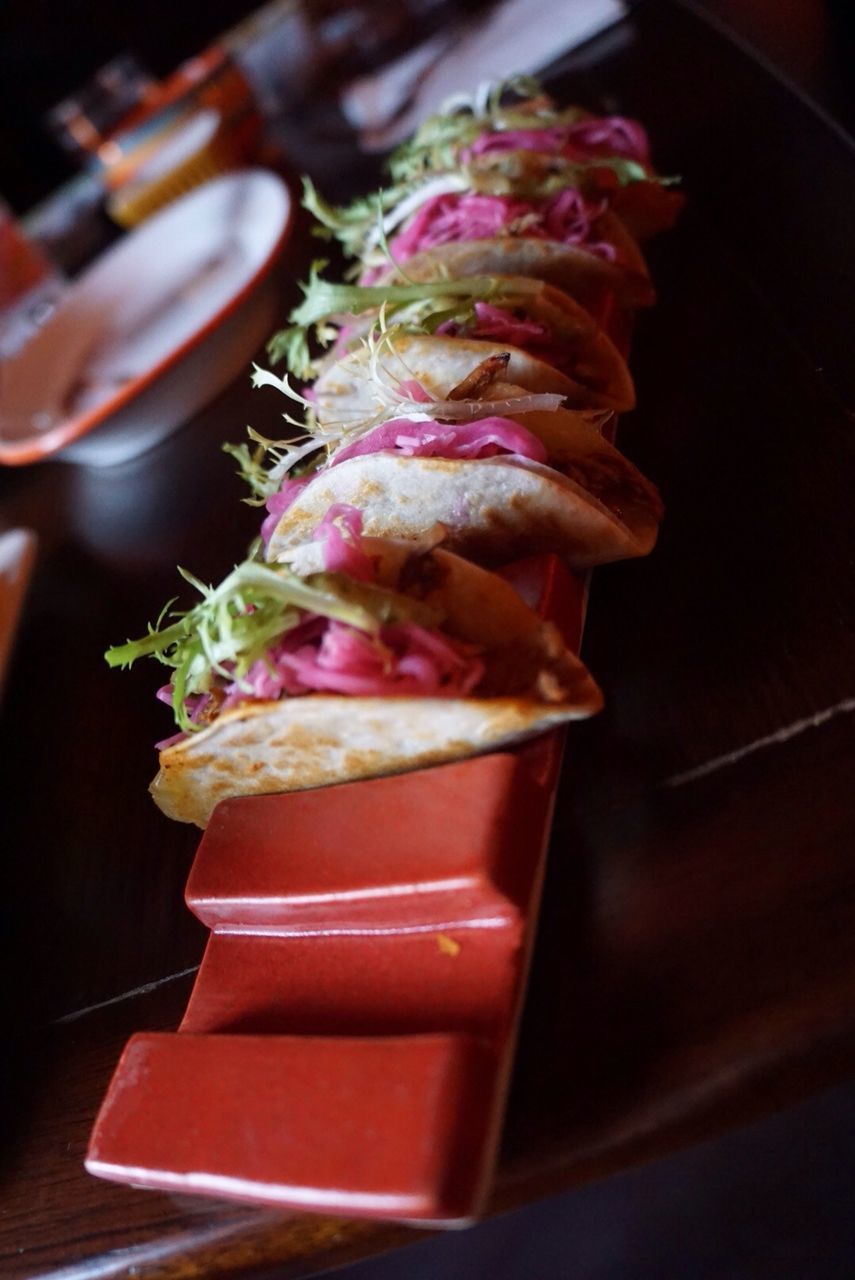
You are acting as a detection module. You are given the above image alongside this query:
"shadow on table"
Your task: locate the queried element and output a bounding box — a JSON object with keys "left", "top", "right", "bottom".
{"left": 321, "top": 1078, "right": 855, "bottom": 1280}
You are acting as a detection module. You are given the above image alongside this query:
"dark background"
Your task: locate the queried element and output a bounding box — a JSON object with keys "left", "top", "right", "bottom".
{"left": 3, "top": 0, "right": 855, "bottom": 216}
{"left": 0, "top": 0, "right": 263, "bottom": 212}
{"left": 0, "top": 0, "right": 494, "bottom": 214}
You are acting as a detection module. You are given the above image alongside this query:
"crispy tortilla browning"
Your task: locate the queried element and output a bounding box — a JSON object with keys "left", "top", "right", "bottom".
{"left": 314, "top": 298, "right": 635, "bottom": 427}
{"left": 267, "top": 396, "right": 662, "bottom": 569}
{"left": 377, "top": 216, "right": 654, "bottom": 311}
{"left": 150, "top": 549, "right": 602, "bottom": 827}
{"left": 317, "top": 274, "right": 635, "bottom": 413}
{"left": 151, "top": 690, "right": 597, "bottom": 828}
{"left": 267, "top": 454, "right": 660, "bottom": 568}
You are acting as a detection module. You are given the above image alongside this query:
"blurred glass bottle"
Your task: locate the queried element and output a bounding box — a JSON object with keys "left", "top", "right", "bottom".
{"left": 45, "top": 47, "right": 264, "bottom": 231}
{"left": 47, "top": 54, "right": 158, "bottom": 167}
{"left": 222, "top": 0, "right": 490, "bottom": 191}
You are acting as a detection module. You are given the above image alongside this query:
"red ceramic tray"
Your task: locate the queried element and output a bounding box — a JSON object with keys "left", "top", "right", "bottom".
{"left": 86, "top": 555, "right": 586, "bottom": 1223}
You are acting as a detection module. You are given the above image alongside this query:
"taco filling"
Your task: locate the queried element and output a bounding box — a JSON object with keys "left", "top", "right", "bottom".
{"left": 361, "top": 189, "right": 617, "bottom": 284}
{"left": 107, "top": 504, "right": 602, "bottom": 826}
{"left": 258, "top": 410, "right": 662, "bottom": 570}
{"left": 260, "top": 415, "right": 548, "bottom": 547}
{"left": 106, "top": 505, "right": 597, "bottom": 748}
{"left": 272, "top": 269, "right": 621, "bottom": 379}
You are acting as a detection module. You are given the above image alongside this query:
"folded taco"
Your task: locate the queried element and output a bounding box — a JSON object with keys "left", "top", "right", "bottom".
{"left": 270, "top": 267, "right": 635, "bottom": 414}
{"left": 263, "top": 402, "right": 662, "bottom": 569}
{"left": 106, "top": 507, "right": 602, "bottom": 828}
{"left": 314, "top": 327, "right": 634, "bottom": 428}
{"left": 302, "top": 82, "right": 668, "bottom": 310}
{"left": 383, "top": 83, "right": 684, "bottom": 242}
{"left": 373, "top": 222, "right": 653, "bottom": 314}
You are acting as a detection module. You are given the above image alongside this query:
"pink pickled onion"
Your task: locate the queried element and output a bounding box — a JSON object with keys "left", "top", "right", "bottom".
{"left": 158, "top": 534, "right": 487, "bottom": 733}
{"left": 543, "top": 188, "right": 613, "bottom": 255}
{"left": 468, "top": 300, "right": 549, "bottom": 345}
{"left": 437, "top": 302, "right": 582, "bottom": 376}
{"left": 382, "top": 191, "right": 616, "bottom": 270}
{"left": 329, "top": 416, "right": 548, "bottom": 466}
{"left": 312, "top": 503, "right": 374, "bottom": 580}
{"left": 261, "top": 476, "right": 312, "bottom": 548}
{"left": 565, "top": 116, "right": 650, "bottom": 162}
{"left": 465, "top": 117, "right": 650, "bottom": 164}
{"left": 465, "top": 126, "right": 571, "bottom": 157}
{"left": 398, "top": 378, "right": 433, "bottom": 403}
{"left": 215, "top": 618, "right": 484, "bottom": 702}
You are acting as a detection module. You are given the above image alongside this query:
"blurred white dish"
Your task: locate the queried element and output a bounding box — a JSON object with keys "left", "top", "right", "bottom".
{"left": 341, "top": 0, "right": 626, "bottom": 148}
{"left": 0, "top": 170, "right": 292, "bottom": 467}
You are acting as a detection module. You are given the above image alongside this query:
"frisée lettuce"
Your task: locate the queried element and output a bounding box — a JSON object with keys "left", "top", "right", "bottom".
{"left": 267, "top": 260, "right": 547, "bottom": 380}
{"left": 105, "top": 556, "right": 444, "bottom": 731}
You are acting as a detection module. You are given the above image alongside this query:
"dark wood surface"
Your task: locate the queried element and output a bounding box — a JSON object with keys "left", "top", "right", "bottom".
{"left": 3, "top": 1, "right": 855, "bottom": 1274}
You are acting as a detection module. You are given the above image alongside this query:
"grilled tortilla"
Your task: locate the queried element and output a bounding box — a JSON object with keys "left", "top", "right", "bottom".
{"left": 314, "top": 274, "right": 635, "bottom": 420}
{"left": 374, "top": 214, "right": 654, "bottom": 312}
{"left": 150, "top": 547, "right": 602, "bottom": 827}
{"left": 314, "top": 324, "right": 633, "bottom": 433}
{"left": 266, "top": 402, "right": 662, "bottom": 569}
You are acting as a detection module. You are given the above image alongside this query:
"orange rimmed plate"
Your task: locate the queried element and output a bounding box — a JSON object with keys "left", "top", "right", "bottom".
{"left": 0, "top": 170, "right": 292, "bottom": 467}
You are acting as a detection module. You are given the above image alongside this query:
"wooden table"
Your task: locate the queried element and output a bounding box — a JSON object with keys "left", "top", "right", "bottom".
{"left": 3, "top": 1, "right": 855, "bottom": 1274}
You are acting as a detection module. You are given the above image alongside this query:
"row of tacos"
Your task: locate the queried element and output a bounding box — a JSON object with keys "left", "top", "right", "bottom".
{"left": 108, "top": 79, "right": 679, "bottom": 827}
